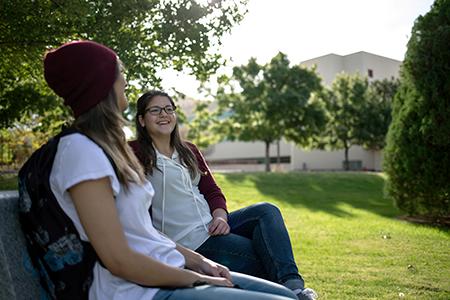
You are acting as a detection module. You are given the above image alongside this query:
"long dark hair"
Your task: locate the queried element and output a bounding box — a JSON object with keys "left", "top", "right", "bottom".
{"left": 135, "top": 90, "right": 199, "bottom": 178}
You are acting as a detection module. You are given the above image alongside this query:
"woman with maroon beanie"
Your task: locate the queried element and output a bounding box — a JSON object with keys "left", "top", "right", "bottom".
{"left": 41, "top": 40, "right": 298, "bottom": 300}
{"left": 130, "top": 90, "right": 318, "bottom": 300}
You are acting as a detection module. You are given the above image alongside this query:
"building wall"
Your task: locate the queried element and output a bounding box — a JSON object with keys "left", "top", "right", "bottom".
{"left": 373, "top": 150, "right": 384, "bottom": 170}
{"left": 290, "top": 146, "right": 383, "bottom": 171}
{"left": 344, "top": 51, "right": 401, "bottom": 82}
{"left": 204, "top": 140, "right": 291, "bottom": 160}
{"left": 300, "top": 54, "right": 344, "bottom": 85}
{"left": 205, "top": 141, "right": 383, "bottom": 171}
{"left": 301, "top": 51, "right": 401, "bottom": 86}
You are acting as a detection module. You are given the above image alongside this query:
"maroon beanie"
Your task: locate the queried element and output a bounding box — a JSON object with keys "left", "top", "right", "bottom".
{"left": 44, "top": 40, "right": 118, "bottom": 118}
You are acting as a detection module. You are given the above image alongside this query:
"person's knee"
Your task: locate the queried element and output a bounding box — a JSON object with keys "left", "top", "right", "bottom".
{"left": 252, "top": 202, "right": 282, "bottom": 217}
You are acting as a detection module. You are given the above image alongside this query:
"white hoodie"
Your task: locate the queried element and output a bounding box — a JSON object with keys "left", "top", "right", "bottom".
{"left": 148, "top": 149, "right": 212, "bottom": 250}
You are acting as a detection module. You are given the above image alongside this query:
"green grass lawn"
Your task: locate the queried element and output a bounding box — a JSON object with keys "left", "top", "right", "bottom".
{"left": 214, "top": 172, "right": 450, "bottom": 300}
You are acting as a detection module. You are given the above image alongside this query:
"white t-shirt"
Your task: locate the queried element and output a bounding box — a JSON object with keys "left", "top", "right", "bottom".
{"left": 49, "top": 133, "right": 185, "bottom": 300}
{"left": 148, "top": 149, "right": 212, "bottom": 250}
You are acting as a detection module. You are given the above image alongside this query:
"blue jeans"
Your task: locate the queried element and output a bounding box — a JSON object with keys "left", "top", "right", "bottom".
{"left": 153, "top": 271, "right": 297, "bottom": 300}
{"left": 196, "top": 202, "right": 304, "bottom": 285}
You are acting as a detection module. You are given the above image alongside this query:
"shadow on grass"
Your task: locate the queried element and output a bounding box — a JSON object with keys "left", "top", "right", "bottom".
{"left": 221, "top": 172, "right": 399, "bottom": 219}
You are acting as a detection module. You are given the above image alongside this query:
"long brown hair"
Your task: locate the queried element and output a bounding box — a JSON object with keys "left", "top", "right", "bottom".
{"left": 73, "top": 66, "right": 145, "bottom": 188}
{"left": 135, "top": 90, "right": 199, "bottom": 178}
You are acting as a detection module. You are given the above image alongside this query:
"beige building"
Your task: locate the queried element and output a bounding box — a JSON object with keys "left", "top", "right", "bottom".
{"left": 300, "top": 51, "right": 401, "bottom": 85}
{"left": 202, "top": 51, "right": 401, "bottom": 171}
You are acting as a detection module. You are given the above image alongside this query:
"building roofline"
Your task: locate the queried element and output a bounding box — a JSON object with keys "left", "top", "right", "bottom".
{"left": 345, "top": 51, "right": 402, "bottom": 62}
{"left": 301, "top": 51, "right": 402, "bottom": 64}
{"left": 300, "top": 53, "right": 341, "bottom": 63}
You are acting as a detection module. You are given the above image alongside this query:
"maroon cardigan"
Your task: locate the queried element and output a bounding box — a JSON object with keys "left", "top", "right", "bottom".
{"left": 128, "top": 140, "right": 228, "bottom": 213}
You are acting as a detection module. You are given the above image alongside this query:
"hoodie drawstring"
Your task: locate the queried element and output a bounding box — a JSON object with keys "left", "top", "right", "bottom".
{"left": 183, "top": 166, "right": 209, "bottom": 233}
{"left": 159, "top": 155, "right": 209, "bottom": 235}
{"left": 161, "top": 158, "right": 166, "bottom": 233}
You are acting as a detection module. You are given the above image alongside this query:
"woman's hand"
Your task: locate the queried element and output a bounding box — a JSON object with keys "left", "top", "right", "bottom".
{"left": 194, "top": 273, "right": 233, "bottom": 287}
{"left": 197, "top": 257, "right": 232, "bottom": 281}
{"left": 209, "top": 208, "right": 230, "bottom": 236}
{"left": 176, "top": 244, "right": 232, "bottom": 282}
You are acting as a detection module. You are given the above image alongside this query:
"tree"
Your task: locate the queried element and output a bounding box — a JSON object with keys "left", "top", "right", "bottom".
{"left": 217, "top": 58, "right": 276, "bottom": 172}
{"left": 0, "top": 0, "right": 248, "bottom": 131}
{"left": 186, "top": 101, "right": 222, "bottom": 150}
{"left": 320, "top": 73, "right": 369, "bottom": 170}
{"left": 264, "top": 53, "right": 327, "bottom": 149}
{"left": 216, "top": 53, "right": 325, "bottom": 172}
{"left": 361, "top": 77, "right": 400, "bottom": 150}
{"left": 383, "top": 0, "right": 450, "bottom": 217}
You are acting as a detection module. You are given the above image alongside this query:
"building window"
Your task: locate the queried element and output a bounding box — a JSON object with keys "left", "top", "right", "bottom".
{"left": 368, "top": 69, "right": 373, "bottom": 78}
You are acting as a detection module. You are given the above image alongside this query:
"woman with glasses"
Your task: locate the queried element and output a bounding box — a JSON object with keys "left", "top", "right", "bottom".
{"left": 129, "top": 90, "right": 318, "bottom": 300}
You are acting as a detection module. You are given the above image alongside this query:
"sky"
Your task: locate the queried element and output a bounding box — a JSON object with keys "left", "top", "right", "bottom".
{"left": 160, "top": 0, "right": 435, "bottom": 99}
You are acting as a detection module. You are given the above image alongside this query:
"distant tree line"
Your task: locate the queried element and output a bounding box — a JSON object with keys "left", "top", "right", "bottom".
{"left": 188, "top": 53, "right": 399, "bottom": 172}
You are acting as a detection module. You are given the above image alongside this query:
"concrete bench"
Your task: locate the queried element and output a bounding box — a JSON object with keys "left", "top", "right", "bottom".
{"left": 0, "top": 191, "right": 47, "bottom": 299}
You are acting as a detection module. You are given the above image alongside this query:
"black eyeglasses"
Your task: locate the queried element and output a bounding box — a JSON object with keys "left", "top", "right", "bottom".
{"left": 145, "top": 105, "right": 176, "bottom": 115}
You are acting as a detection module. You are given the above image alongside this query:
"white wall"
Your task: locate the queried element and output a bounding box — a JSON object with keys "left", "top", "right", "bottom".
{"left": 301, "top": 54, "right": 344, "bottom": 85}
{"left": 204, "top": 140, "right": 291, "bottom": 160}
{"left": 344, "top": 51, "right": 401, "bottom": 82}
{"left": 373, "top": 150, "right": 383, "bottom": 171}
{"left": 290, "top": 145, "right": 382, "bottom": 171}
{"left": 301, "top": 51, "right": 401, "bottom": 86}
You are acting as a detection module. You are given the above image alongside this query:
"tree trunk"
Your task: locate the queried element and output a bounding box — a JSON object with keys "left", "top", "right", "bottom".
{"left": 265, "top": 141, "right": 271, "bottom": 172}
{"left": 276, "top": 140, "right": 281, "bottom": 171}
{"left": 344, "top": 145, "right": 349, "bottom": 171}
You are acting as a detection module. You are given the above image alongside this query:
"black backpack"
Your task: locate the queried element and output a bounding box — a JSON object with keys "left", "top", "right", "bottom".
{"left": 18, "top": 128, "right": 113, "bottom": 300}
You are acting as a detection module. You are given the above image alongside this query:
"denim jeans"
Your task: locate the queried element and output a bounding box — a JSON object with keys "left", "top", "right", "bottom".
{"left": 196, "top": 202, "right": 304, "bottom": 285}
{"left": 153, "top": 271, "right": 297, "bottom": 300}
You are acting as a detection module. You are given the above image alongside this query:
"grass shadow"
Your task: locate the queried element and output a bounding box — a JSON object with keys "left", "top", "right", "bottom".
{"left": 219, "top": 171, "right": 399, "bottom": 219}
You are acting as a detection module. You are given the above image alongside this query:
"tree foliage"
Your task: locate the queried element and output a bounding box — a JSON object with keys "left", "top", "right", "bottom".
{"left": 215, "top": 52, "right": 325, "bottom": 171}
{"left": 383, "top": 0, "right": 450, "bottom": 217}
{"left": 186, "top": 101, "right": 221, "bottom": 150}
{"left": 320, "top": 73, "right": 369, "bottom": 170}
{"left": 0, "top": 120, "right": 50, "bottom": 168}
{"left": 362, "top": 77, "right": 400, "bottom": 150}
{"left": 319, "top": 75, "right": 399, "bottom": 170}
{"left": 0, "top": 0, "right": 248, "bottom": 130}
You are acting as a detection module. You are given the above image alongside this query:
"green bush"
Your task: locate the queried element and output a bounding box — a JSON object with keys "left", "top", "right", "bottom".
{"left": 0, "top": 173, "right": 17, "bottom": 190}
{"left": 383, "top": 0, "right": 450, "bottom": 217}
